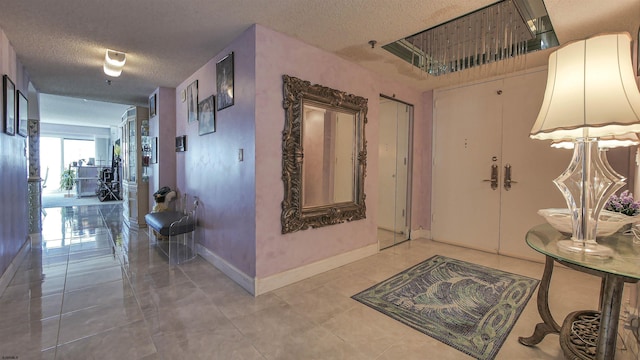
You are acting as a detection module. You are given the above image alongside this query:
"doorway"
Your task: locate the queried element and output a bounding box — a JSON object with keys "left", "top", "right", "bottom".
{"left": 378, "top": 96, "right": 413, "bottom": 249}
{"left": 431, "top": 70, "right": 571, "bottom": 261}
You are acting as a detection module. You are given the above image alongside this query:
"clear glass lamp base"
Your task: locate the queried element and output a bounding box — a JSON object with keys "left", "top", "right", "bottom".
{"left": 553, "top": 138, "right": 624, "bottom": 259}
{"left": 557, "top": 239, "right": 614, "bottom": 258}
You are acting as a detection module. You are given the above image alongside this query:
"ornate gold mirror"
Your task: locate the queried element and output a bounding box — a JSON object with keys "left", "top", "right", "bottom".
{"left": 281, "top": 75, "right": 367, "bottom": 234}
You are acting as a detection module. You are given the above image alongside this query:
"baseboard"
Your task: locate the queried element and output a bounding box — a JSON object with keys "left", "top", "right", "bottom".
{"left": 196, "top": 244, "right": 256, "bottom": 295}
{"left": 254, "top": 243, "right": 378, "bottom": 295}
{"left": 0, "top": 235, "right": 32, "bottom": 296}
{"left": 411, "top": 228, "right": 430, "bottom": 239}
{"left": 197, "top": 243, "right": 379, "bottom": 297}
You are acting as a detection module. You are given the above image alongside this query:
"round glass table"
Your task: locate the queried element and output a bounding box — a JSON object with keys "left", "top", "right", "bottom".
{"left": 519, "top": 223, "right": 640, "bottom": 360}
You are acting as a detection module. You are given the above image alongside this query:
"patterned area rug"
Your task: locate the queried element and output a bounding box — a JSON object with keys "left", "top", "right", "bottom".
{"left": 352, "top": 255, "right": 539, "bottom": 360}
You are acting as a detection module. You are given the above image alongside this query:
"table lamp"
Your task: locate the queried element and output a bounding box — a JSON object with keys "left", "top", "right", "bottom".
{"left": 530, "top": 32, "right": 640, "bottom": 255}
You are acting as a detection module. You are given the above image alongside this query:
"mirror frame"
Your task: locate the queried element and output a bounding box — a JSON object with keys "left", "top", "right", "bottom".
{"left": 281, "top": 75, "right": 368, "bottom": 234}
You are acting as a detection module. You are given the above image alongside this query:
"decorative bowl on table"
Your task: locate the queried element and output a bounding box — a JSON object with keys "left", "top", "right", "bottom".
{"left": 537, "top": 208, "right": 640, "bottom": 237}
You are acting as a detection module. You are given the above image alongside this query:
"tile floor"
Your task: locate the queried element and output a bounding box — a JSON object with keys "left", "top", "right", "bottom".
{"left": 0, "top": 204, "right": 638, "bottom": 359}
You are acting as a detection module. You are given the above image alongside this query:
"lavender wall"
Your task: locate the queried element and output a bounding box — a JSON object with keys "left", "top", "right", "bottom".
{"left": 175, "top": 28, "right": 257, "bottom": 276}
{"left": 148, "top": 87, "right": 177, "bottom": 209}
{"left": 253, "top": 25, "right": 429, "bottom": 278}
{"left": 0, "top": 28, "right": 30, "bottom": 277}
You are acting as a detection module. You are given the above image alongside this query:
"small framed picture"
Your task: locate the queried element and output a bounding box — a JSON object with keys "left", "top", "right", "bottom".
{"left": 151, "top": 137, "right": 158, "bottom": 164}
{"left": 17, "top": 90, "right": 27, "bottom": 137}
{"left": 216, "top": 52, "right": 234, "bottom": 110}
{"left": 175, "top": 135, "right": 187, "bottom": 152}
{"left": 3, "top": 75, "right": 15, "bottom": 136}
{"left": 149, "top": 93, "right": 157, "bottom": 118}
{"left": 198, "top": 95, "right": 216, "bottom": 136}
{"left": 186, "top": 80, "right": 198, "bottom": 123}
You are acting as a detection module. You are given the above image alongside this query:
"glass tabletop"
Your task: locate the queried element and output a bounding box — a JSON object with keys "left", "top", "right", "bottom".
{"left": 526, "top": 223, "right": 640, "bottom": 280}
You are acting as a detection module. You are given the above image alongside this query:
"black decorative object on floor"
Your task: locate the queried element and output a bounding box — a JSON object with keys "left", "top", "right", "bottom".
{"left": 352, "top": 255, "right": 539, "bottom": 360}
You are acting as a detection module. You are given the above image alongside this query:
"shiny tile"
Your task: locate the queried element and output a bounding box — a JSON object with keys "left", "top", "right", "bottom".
{"left": 152, "top": 327, "right": 264, "bottom": 360}
{"left": 3, "top": 202, "right": 640, "bottom": 360}
{"left": 64, "top": 266, "right": 126, "bottom": 292}
{"left": 57, "top": 295, "right": 143, "bottom": 344}
{"left": 0, "top": 293, "right": 63, "bottom": 330}
{"left": 0, "top": 274, "right": 66, "bottom": 302}
{"left": 0, "top": 316, "right": 60, "bottom": 354}
{"left": 55, "top": 320, "right": 156, "bottom": 360}
{"left": 61, "top": 279, "right": 135, "bottom": 313}
{"left": 230, "top": 303, "right": 316, "bottom": 357}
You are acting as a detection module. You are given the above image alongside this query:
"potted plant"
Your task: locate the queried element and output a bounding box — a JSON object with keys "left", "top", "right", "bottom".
{"left": 60, "top": 168, "right": 76, "bottom": 190}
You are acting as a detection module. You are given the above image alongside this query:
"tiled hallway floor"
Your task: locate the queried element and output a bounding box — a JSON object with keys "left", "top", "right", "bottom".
{"left": 0, "top": 204, "right": 638, "bottom": 359}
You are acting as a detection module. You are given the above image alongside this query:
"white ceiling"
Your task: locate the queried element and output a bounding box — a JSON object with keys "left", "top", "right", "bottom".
{"left": 0, "top": 0, "right": 638, "bottom": 127}
{"left": 39, "top": 94, "right": 130, "bottom": 128}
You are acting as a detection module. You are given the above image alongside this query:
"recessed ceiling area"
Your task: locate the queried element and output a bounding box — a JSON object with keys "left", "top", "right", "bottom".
{"left": 383, "top": 0, "right": 559, "bottom": 76}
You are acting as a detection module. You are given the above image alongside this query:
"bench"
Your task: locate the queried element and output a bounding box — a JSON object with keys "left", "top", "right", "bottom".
{"left": 145, "top": 195, "right": 199, "bottom": 265}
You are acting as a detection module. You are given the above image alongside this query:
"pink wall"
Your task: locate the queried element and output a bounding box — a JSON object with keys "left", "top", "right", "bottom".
{"left": 174, "top": 24, "right": 432, "bottom": 281}
{"left": 0, "top": 28, "right": 30, "bottom": 277}
{"left": 174, "top": 28, "right": 257, "bottom": 276}
{"left": 254, "top": 25, "right": 429, "bottom": 278}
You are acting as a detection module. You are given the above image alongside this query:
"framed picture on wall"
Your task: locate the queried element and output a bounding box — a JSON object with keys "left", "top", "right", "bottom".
{"left": 17, "top": 90, "right": 28, "bottom": 137}
{"left": 198, "top": 95, "right": 215, "bottom": 135}
{"left": 187, "top": 80, "right": 198, "bottom": 123}
{"left": 637, "top": 26, "right": 640, "bottom": 76}
{"left": 216, "top": 52, "right": 234, "bottom": 110}
{"left": 175, "top": 135, "right": 187, "bottom": 152}
{"left": 151, "top": 137, "right": 158, "bottom": 164}
{"left": 3, "top": 75, "right": 15, "bottom": 136}
{"left": 149, "top": 93, "right": 157, "bottom": 118}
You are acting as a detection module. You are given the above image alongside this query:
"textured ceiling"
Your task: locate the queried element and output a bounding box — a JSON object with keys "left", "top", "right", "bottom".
{"left": 0, "top": 0, "right": 638, "bottom": 126}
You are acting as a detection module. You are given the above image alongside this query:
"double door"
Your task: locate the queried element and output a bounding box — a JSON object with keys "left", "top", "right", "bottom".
{"left": 431, "top": 70, "right": 570, "bottom": 261}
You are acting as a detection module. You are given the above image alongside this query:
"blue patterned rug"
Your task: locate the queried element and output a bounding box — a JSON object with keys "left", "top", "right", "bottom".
{"left": 352, "top": 255, "right": 539, "bottom": 360}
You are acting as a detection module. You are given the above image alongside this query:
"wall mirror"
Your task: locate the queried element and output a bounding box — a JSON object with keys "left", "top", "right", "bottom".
{"left": 281, "top": 75, "right": 368, "bottom": 234}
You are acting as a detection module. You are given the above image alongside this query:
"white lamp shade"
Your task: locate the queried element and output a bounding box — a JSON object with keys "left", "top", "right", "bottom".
{"left": 551, "top": 133, "right": 640, "bottom": 149}
{"left": 530, "top": 33, "right": 640, "bottom": 140}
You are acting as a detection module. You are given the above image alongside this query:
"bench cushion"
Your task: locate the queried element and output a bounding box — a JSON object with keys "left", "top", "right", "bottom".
{"left": 145, "top": 211, "right": 195, "bottom": 236}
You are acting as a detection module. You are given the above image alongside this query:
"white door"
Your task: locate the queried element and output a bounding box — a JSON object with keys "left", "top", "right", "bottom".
{"left": 432, "top": 70, "right": 571, "bottom": 261}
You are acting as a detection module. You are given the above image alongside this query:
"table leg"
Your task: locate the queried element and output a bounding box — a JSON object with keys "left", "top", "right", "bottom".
{"left": 596, "top": 274, "right": 624, "bottom": 360}
{"left": 519, "top": 256, "right": 561, "bottom": 346}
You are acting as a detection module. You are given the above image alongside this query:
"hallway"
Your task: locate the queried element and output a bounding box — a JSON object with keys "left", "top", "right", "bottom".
{"left": 0, "top": 204, "right": 637, "bottom": 359}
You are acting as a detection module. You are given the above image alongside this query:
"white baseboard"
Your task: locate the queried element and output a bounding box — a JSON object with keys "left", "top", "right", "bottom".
{"left": 197, "top": 243, "right": 378, "bottom": 296}
{"left": 255, "top": 243, "right": 378, "bottom": 295}
{"left": 0, "top": 235, "right": 32, "bottom": 296}
{"left": 411, "top": 228, "right": 430, "bottom": 239}
{"left": 196, "top": 243, "right": 255, "bottom": 295}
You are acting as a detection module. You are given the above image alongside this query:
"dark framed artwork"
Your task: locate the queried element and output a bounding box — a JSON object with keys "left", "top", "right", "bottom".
{"left": 198, "top": 95, "right": 216, "bottom": 136}
{"left": 175, "top": 135, "right": 187, "bottom": 152}
{"left": 216, "top": 52, "right": 234, "bottom": 110}
{"left": 3, "top": 75, "right": 15, "bottom": 136}
{"left": 187, "top": 80, "right": 198, "bottom": 123}
{"left": 151, "top": 137, "right": 158, "bottom": 164}
{"left": 17, "top": 90, "right": 27, "bottom": 137}
{"left": 149, "top": 93, "right": 156, "bottom": 118}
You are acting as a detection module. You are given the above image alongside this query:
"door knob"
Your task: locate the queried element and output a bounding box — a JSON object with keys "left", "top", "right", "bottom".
{"left": 504, "top": 164, "right": 518, "bottom": 191}
{"left": 483, "top": 163, "right": 499, "bottom": 190}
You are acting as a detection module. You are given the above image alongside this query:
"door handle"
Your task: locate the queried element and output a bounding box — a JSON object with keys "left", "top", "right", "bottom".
{"left": 483, "top": 164, "right": 499, "bottom": 190}
{"left": 504, "top": 164, "right": 517, "bottom": 191}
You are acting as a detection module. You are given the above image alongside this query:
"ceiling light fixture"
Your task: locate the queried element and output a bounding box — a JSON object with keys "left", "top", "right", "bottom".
{"left": 103, "top": 49, "right": 126, "bottom": 77}
{"left": 383, "top": 0, "right": 559, "bottom": 76}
